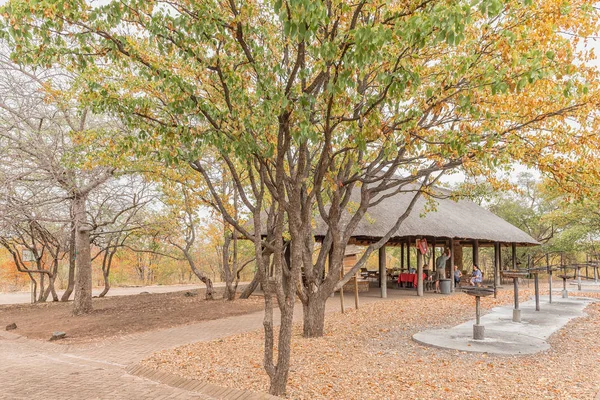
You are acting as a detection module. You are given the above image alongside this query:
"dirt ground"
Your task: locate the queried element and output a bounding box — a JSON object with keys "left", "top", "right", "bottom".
{"left": 143, "top": 288, "right": 600, "bottom": 400}
{"left": 0, "top": 288, "right": 264, "bottom": 343}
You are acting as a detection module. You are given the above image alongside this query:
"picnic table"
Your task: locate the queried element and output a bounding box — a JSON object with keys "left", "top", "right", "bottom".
{"left": 397, "top": 273, "right": 426, "bottom": 288}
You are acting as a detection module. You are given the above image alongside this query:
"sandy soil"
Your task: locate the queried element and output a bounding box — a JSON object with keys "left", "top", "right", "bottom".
{"left": 0, "top": 288, "right": 264, "bottom": 343}
{"left": 143, "top": 288, "right": 600, "bottom": 400}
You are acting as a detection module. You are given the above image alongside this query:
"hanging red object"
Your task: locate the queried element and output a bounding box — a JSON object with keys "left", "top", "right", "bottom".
{"left": 417, "top": 238, "right": 428, "bottom": 255}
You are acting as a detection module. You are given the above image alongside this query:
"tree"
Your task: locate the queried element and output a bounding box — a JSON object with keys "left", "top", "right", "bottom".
{"left": 88, "top": 176, "right": 156, "bottom": 297}
{"left": 5, "top": 0, "right": 600, "bottom": 394}
{"left": 0, "top": 51, "right": 131, "bottom": 313}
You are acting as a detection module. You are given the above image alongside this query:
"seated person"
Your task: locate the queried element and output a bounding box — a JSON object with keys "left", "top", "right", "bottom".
{"left": 470, "top": 265, "right": 483, "bottom": 286}
{"left": 409, "top": 267, "right": 416, "bottom": 273}
{"left": 454, "top": 265, "right": 462, "bottom": 287}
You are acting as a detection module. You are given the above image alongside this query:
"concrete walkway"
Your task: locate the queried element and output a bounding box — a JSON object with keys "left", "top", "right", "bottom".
{"left": 413, "top": 295, "right": 596, "bottom": 355}
{"left": 0, "top": 286, "right": 430, "bottom": 399}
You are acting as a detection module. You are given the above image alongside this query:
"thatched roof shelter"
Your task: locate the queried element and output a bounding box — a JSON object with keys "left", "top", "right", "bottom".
{"left": 313, "top": 186, "right": 539, "bottom": 247}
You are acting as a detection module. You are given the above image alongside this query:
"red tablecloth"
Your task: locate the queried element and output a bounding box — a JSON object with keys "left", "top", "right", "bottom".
{"left": 398, "top": 273, "right": 426, "bottom": 286}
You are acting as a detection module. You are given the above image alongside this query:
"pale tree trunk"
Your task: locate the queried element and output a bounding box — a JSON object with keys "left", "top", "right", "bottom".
{"left": 73, "top": 195, "right": 93, "bottom": 315}
{"left": 61, "top": 219, "right": 76, "bottom": 302}
{"left": 48, "top": 271, "right": 59, "bottom": 301}
{"left": 28, "top": 272, "right": 38, "bottom": 303}
{"left": 38, "top": 271, "right": 46, "bottom": 302}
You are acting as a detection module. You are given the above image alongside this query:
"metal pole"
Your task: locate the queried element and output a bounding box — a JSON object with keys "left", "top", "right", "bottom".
{"left": 577, "top": 266, "right": 581, "bottom": 291}
{"left": 473, "top": 296, "right": 485, "bottom": 340}
{"left": 534, "top": 273, "right": 540, "bottom": 311}
{"left": 513, "top": 278, "right": 521, "bottom": 322}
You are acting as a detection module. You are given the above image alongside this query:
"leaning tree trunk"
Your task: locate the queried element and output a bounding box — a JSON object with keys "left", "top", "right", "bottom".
{"left": 239, "top": 269, "right": 261, "bottom": 299}
{"left": 99, "top": 247, "right": 116, "bottom": 298}
{"left": 61, "top": 219, "right": 76, "bottom": 302}
{"left": 184, "top": 250, "right": 214, "bottom": 300}
{"left": 73, "top": 195, "right": 93, "bottom": 315}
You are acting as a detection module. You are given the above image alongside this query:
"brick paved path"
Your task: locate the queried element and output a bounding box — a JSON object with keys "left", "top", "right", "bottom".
{"left": 0, "top": 288, "right": 427, "bottom": 399}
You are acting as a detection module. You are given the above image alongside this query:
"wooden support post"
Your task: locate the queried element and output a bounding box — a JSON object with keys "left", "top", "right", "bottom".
{"left": 417, "top": 239, "right": 423, "bottom": 297}
{"left": 512, "top": 243, "right": 517, "bottom": 270}
{"left": 595, "top": 265, "right": 598, "bottom": 283}
{"left": 400, "top": 243, "right": 405, "bottom": 271}
{"left": 534, "top": 273, "right": 540, "bottom": 311}
{"left": 354, "top": 271, "right": 359, "bottom": 310}
{"left": 338, "top": 254, "right": 344, "bottom": 314}
{"left": 473, "top": 240, "right": 479, "bottom": 267}
{"left": 379, "top": 246, "right": 387, "bottom": 299}
{"left": 407, "top": 239, "right": 411, "bottom": 272}
{"left": 493, "top": 242, "right": 498, "bottom": 298}
{"left": 547, "top": 253, "right": 552, "bottom": 304}
{"left": 432, "top": 238, "right": 437, "bottom": 271}
{"left": 497, "top": 243, "right": 502, "bottom": 286}
{"left": 450, "top": 238, "right": 455, "bottom": 292}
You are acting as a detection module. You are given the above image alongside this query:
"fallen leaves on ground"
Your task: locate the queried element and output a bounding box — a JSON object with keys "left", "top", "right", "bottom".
{"left": 143, "top": 287, "right": 600, "bottom": 399}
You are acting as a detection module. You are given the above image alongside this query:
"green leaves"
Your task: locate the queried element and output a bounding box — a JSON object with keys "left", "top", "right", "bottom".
{"left": 478, "top": 0, "right": 503, "bottom": 17}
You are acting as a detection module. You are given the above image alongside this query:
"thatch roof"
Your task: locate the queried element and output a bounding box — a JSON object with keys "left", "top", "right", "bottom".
{"left": 312, "top": 186, "right": 539, "bottom": 246}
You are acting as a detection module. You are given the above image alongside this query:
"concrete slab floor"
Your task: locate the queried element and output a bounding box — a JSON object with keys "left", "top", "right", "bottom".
{"left": 412, "top": 296, "right": 596, "bottom": 355}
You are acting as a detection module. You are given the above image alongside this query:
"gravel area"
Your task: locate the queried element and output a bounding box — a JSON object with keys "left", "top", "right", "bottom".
{"left": 143, "top": 288, "right": 600, "bottom": 399}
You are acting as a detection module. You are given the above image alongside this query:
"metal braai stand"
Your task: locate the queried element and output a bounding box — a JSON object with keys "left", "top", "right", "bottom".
{"left": 463, "top": 287, "right": 495, "bottom": 340}
{"left": 559, "top": 274, "right": 569, "bottom": 298}
{"left": 502, "top": 271, "right": 529, "bottom": 323}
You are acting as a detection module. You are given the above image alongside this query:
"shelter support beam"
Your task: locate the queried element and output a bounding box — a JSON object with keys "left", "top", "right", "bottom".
{"left": 379, "top": 246, "right": 387, "bottom": 299}
{"left": 417, "top": 240, "right": 423, "bottom": 297}
{"left": 495, "top": 243, "right": 501, "bottom": 287}
{"left": 473, "top": 240, "right": 479, "bottom": 267}
{"left": 400, "top": 243, "right": 405, "bottom": 270}
{"left": 493, "top": 242, "right": 499, "bottom": 298}
{"left": 547, "top": 253, "right": 552, "bottom": 304}
{"left": 450, "top": 238, "right": 455, "bottom": 292}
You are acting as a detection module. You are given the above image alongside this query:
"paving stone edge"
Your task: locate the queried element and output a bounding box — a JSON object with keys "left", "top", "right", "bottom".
{"left": 127, "top": 363, "right": 279, "bottom": 400}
